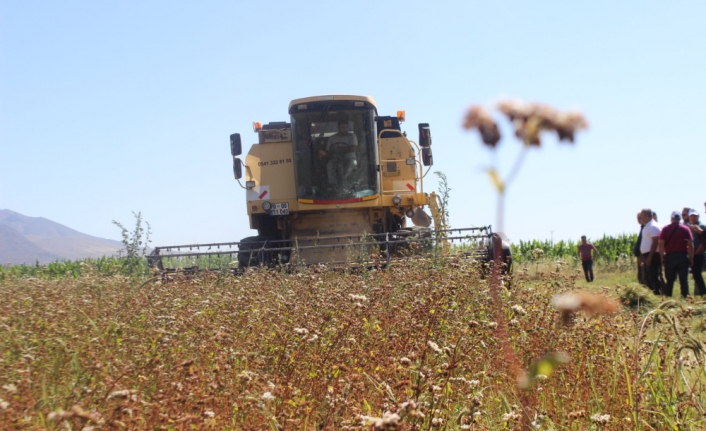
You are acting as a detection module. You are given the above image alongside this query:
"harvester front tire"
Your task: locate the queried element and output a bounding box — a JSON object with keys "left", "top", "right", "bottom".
{"left": 238, "top": 236, "right": 269, "bottom": 268}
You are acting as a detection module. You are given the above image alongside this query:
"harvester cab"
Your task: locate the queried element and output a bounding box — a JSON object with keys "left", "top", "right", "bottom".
{"left": 149, "top": 95, "right": 510, "bottom": 273}
{"left": 233, "top": 95, "right": 440, "bottom": 265}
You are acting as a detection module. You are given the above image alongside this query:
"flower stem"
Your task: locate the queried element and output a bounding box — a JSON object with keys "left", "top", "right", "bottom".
{"left": 505, "top": 145, "right": 529, "bottom": 191}
{"left": 497, "top": 192, "right": 504, "bottom": 234}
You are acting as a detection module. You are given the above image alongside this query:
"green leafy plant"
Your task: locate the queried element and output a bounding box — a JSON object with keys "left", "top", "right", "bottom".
{"left": 512, "top": 234, "right": 638, "bottom": 265}
{"left": 433, "top": 171, "right": 451, "bottom": 229}
{"left": 112, "top": 211, "right": 152, "bottom": 276}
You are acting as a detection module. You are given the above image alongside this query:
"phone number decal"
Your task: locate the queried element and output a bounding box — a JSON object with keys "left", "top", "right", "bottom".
{"left": 258, "top": 158, "right": 292, "bottom": 167}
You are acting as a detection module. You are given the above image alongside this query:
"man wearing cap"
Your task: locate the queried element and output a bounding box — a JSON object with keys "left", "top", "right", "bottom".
{"left": 578, "top": 235, "right": 598, "bottom": 282}
{"left": 659, "top": 211, "right": 694, "bottom": 298}
{"left": 640, "top": 208, "right": 664, "bottom": 295}
{"left": 682, "top": 208, "right": 691, "bottom": 226}
{"left": 688, "top": 210, "right": 705, "bottom": 295}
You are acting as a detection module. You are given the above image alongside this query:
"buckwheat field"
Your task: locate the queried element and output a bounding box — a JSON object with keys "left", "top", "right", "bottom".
{"left": 2, "top": 256, "right": 705, "bottom": 431}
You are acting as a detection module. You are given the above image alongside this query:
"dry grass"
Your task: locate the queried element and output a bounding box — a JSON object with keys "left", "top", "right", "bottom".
{"left": 1, "top": 257, "right": 706, "bottom": 430}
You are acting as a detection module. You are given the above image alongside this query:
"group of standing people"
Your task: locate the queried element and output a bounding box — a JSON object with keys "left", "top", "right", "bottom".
{"left": 634, "top": 205, "right": 706, "bottom": 297}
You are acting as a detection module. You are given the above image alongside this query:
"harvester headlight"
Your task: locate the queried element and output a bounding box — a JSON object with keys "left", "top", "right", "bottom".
{"left": 406, "top": 157, "right": 415, "bottom": 165}
{"left": 392, "top": 194, "right": 402, "bottom": 206}
{"left": 405, "top": 208, "right": 415, "bottom": 218}
{"left": 245, "top": 181, "right": 255, "bottom": 189}
{"left": 262, "top": 201, "right": 272, "bottom": 211}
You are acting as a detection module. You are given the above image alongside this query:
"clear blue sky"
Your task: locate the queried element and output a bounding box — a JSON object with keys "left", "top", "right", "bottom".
{"left": 2, "top": 1, "right": 705, "bottom": 246}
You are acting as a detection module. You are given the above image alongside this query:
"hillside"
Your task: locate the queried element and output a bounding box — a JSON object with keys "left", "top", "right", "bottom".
{"left": 0, "top": 225, "right": 61, "bottom": 264}
{"left": 0, "top": 209, "right": 123, "bottom": 263}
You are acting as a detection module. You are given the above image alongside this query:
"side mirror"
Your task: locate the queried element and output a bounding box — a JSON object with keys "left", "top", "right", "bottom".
{"left": 422, "top": 147, "right": 433, "bottom": 166}
{"left": 418, "top": 123, "right": 432, "bottom": 147}
{"left": 233, "top": 157, "right": 243, "bottom": 179}
{"left": 230, "top": 133, "right": 242, "bottom": 156}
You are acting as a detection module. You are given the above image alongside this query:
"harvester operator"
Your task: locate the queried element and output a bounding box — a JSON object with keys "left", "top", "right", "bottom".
{"left": 318, "top": 119, "right": 358, "bottom": 187}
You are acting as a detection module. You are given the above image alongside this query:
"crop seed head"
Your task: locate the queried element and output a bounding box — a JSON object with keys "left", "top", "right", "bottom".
{"left": 359, "top": 411, "right": 401, "bottom": 430}
{"left": 427, "top": 340, "right": 443, "bottom": 354}
{"left": 502, "top": 411, "right": 522, "bottom": 422}
{"left": 590, "top": 413, "right": 611, "bottom": 424}
{"left": 511, "top": 304, "right": 527, "bottom": 315}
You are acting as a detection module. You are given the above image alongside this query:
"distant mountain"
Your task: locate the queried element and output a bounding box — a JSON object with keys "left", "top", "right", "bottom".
{"left": 0, "top": 225, "right": 61, "bottom": 265}
{"left": 0, "top": 209, "right": 124, "bottom": 264}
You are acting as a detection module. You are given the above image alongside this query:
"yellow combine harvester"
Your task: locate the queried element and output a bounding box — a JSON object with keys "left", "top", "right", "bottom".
{"left": 149, "top": 95, "right": 510, "bottom": 271}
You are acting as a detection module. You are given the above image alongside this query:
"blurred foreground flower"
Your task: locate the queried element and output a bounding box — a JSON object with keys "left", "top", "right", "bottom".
{"left": 518, "top": 351, "right": 569, "bottom": 389}
{"left": 496, "top": 99, "right": 588, "bottom": 146}
{"left": 462, "top": 106, "right": 501, "bottom": 147}
{"left": 462, "top": 97, "right": 588, "bottom": 233}
{"left": 464, "top": 99, "right": 588, "bottom": 148}
{"left": 552, "top": 292, "right": 621, "bottom": 325}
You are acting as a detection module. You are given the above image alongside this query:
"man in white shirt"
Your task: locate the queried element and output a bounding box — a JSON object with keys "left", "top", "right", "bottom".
{"left": 640, "top": 208, "right": 664, "bottom": 295}
{"left": 319, "top": 119, "right": 358, "bottom": 187}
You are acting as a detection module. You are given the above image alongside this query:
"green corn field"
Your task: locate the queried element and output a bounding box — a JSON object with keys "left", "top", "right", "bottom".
{"left": 511, "top": 233, "right": 637, "bottom": 265}
{"left": 1, "top": 233, "right": 639, "bottom": 279}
